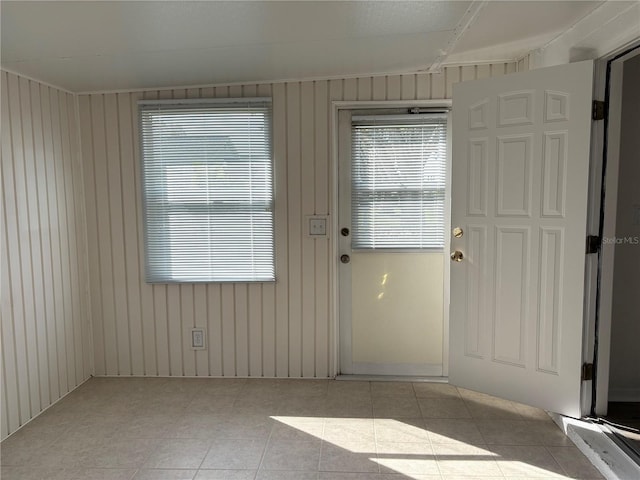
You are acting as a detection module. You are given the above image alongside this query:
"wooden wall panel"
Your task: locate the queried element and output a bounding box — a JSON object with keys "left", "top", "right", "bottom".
{"left": 1, "top": 71, "right": 91, "bottom": 440}
{"left": 77, "top": 64, "right": 519, "bottom": 380}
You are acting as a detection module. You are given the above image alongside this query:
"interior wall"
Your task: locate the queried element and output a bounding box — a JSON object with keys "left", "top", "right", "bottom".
{"left": 1, "top": 71, "right": 92, "bottom": 439}
{"left": 77, "top": 62, "right": 518, "bottom": 379}
{"left": 609, "top": 53, "right": 640, "bottom": 401}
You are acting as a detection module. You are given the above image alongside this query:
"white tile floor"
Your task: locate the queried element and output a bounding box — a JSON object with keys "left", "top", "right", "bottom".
{"left": 0, "top": 378, "right": 604, "bottom": 480}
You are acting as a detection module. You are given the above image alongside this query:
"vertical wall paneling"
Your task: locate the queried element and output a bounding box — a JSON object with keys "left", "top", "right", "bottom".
{"left": 272, "top": 82, "right": 289, "bottom": 377}
{"left": 105, "top": 93, "right": 130, "bottom": 376}
{"left": 69, "top": 92, "right": 92, "bottom": 381}
{"left": 234, "top": 284, "right": 249, "bottom": 377}
{"left": 431, "top": 70, "right": 445, "bottom": 99}
{"left": 1, "top": 71, "right": 91, "bottom": 440}
{"left": 387, "top": 75, "right": 401, "bottom": 101}
{"left": 477, "top": 64, "right": 492, "bottom": 80}
{"left": 30, "top": 81, "right": 54, "bottom": 406}
{"left": 79, "top": 94, "right": 104, "bottom": 376}
{"left": 372, "top": 76, "right": 386, "bottom": 101}
{"left": 446, "top": 66, "right": 461, "bottom": 98}
{"left": 181, "top": 283, "right": 196, "bottom": 376}
{"left": 92, "top": 94, "right": 119, "bottom": 375}
{"left": 1, "top": 192, "right": 21, "bottom": 434}
{"left": 193, "top": 283, "right": 207, "bottom": 376}
{"left": 166, "top": 284, "right": 182, "bottom": 375}
{"left": 491, "top": 63, "right": 506, "bottom": 77}
{"left": 2, "top": 71, "right": 27, "bottom": 429}
{"left": 20, "top": 78, "right": 48, "bottom": 410}
{"left": 42, "top": 85, "right": 61, "bottom": 395}
{"left": 118, "top": 92, "right": 144, "bottom": 376}
{"left": 461, "top": 66, "right": 476, "bottom": 83}
{"left": 17, "top": 77, "right": 41, "bottom": 415}
{"left": 248, "top": 283, "right": 263, "bottom": 377}
{"left": 50, "top": 88, "right": 72, "bottom": 393}
{"left": 356, "top": 77, "right": 371, "bottom": 101}
{"left": 416, "top": 73, "right": 430, "bottom": 100}
{"left": 300, "top": 81, "right": 316, "bottom": 377}
{"left": 343, "top": 78, "right": 357, "bottom": 101}
{"left": 315, "top": 80, "right": 330, "bottom": 377}
{"left": 207, "top": 282, "right": 223, "bottom": 377}
{"left": 133, "top": 92, "right": 159, "bottom": 375}
{"left": 77, "top": 64, "right": 520, "bottom": 380}
{"left": 62, "top": 91, "right": 82, "bottom": 385}
{"left": 221, "top": 283, "right": 236, "bottom": 376}
{"left": 401, "top": 75, "right": 416, "bottom": 100}
{"left": 8, "top": 73, "right": 38, "bottom": 420}
{"left": 286, "top": 82, "right": 302, "bottom": 377}
{"left": 214, "top": 86, "right": 229, "bottom": 98}
{"left": 41, "top": 85, "right": 63, "bottom": 398}
{"left": 58, "top": 84, "right": 79, "bottom": 387}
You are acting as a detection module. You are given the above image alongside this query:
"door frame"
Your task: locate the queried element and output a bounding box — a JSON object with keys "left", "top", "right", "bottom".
{"left": 330, "top": 99, "right": 452, "bottom": 377}
{"left": 590, "top": 39, "right": 640, "bottom": 415}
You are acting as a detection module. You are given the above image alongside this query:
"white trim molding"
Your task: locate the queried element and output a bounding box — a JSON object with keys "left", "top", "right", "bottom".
{"left": 529, "top": 1, "right": 640, "bottom": 69}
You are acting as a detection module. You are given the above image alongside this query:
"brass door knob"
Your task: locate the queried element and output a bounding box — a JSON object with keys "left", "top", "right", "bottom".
{"left": 450, "top": 251, "right": 464, "bottom": 262}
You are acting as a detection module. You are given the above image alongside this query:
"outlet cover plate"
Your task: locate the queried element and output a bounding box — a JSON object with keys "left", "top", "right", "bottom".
{"left": 190, "top": 327, "right": 206, "bottom": 350}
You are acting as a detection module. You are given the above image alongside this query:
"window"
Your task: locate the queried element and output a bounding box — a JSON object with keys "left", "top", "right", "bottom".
{"left": 351, "top": 113, "right": 447, "bottom": 249}
{"left": 139, "top": 99, "right": 274, "bottom": 282}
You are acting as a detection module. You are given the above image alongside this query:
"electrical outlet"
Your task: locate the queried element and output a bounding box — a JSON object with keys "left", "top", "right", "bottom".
{"left": 191, "top": 328, "right": 206, "bottom": 350}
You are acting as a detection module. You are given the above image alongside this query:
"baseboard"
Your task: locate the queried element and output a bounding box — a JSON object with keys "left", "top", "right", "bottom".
{"left": 608, "top": 388, "right": 640, "bottom": 402}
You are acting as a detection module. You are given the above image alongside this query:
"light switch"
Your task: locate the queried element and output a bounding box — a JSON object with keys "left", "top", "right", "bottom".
{"left": 309, "top": 218, "right": 326, "bottom": 236}
{"left": 306, "top": 215, "right": 328, "bottom": 237}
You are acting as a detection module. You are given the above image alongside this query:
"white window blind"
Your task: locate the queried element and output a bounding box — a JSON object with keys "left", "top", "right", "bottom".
{"left": 351, "top": 114, "right": 447, "bottom": 249}
{"left": 139, "top": 99, "right": 274, "bottom": 283}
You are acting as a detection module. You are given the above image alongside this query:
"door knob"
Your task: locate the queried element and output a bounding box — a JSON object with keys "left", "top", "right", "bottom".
{"left": 450, "top": 251, "right": 464, "bottom": 262}
{"left": 340, "top": 254, "right": 351, "bottom": 264}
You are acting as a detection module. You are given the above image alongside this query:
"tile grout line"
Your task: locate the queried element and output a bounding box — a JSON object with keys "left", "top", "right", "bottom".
{"left": 253, "top": 412, "right": 275, "bottom": 479}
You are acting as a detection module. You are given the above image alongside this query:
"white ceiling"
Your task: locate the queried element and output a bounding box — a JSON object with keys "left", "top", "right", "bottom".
{"left": 1, "top": 1, "right": 608, "bottom": 92}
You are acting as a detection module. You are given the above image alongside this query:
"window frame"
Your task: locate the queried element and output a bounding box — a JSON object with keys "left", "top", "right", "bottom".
{"left": 138, "top": 97, "right": 275, "bottom": 284}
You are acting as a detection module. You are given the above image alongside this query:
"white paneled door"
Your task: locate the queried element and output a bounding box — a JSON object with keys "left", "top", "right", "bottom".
{"left": 449, "top": 61, "right": 594, "bottom": 418}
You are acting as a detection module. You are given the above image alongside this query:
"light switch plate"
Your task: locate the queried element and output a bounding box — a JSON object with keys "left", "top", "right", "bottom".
{"left": 305, "top": 215, "right": 329, "bottom": 238}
